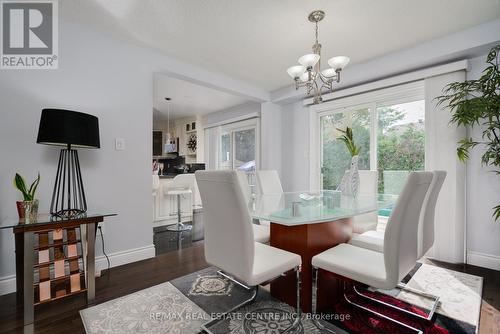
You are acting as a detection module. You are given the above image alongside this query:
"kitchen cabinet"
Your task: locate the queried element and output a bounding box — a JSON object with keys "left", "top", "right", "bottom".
{"left": 176, "top": 124, "right": 187, "bottom": 157}
{"left": 152, "top": 131, "right": 163, "bottom": 156}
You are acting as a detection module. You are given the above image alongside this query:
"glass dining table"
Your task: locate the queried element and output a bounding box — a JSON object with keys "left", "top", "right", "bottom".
{"left": 247, "top": 190, "right": 397, "bottom": 312}
{"left": 248, "top": 190, "right": 396, "bottom": 226}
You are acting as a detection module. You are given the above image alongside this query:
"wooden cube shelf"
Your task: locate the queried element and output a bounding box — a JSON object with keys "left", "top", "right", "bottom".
{"left": 32, "top": 228, "right": 86, "bottom": 305}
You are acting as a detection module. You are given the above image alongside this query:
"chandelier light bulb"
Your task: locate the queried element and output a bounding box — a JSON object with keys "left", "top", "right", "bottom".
{"left": 328, "top": 56, "right": 350, "bottom": 71}
{"left": 287, "top": 65, "right": 306, "bottom": 79}
{"left": 298, "top": 54, "right": 320, "bottom": 68}
{"left": 300, "top": 71, "right": 314, "bottom": 82}
{"left": 321, "top": 68, "right": 337, "bottom": 78}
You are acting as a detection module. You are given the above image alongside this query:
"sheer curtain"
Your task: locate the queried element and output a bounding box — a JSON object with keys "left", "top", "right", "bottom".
{"left": 424, "top": 70, "right": 466, "bottom": 263}
{"left": 204, "top": 126, "right": 220, "bottom": 170}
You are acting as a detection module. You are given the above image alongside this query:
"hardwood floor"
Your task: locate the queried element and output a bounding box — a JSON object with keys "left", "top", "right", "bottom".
{"left": 0, "top": 243, "right": 498, "bottom": 334}
{"left": 0, "top": 242, "right": 208, "bottom": 334}
{"left": 423, "top": 258, "right": 500, "bottom": 334}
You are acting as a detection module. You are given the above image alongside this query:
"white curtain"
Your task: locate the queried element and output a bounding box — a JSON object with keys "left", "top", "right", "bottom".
{"left": 204, "top": 126, "right": 220, "bottom": 170}
{"left": 424, "top": 70, "right": 466, "bottom": 263}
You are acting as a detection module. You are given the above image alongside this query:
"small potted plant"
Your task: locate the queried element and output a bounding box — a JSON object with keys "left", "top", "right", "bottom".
{"left": 13, "top": 173, "right": 40, "bottom": 221}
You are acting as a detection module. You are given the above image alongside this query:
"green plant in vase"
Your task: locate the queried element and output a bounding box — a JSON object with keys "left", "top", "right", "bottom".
{"left": 337, "top": 126, "right": 360, "bottom": 156}
{"left": 436, "top": 45, "right": 500, "bottom": 221}
{"left": 336, "top": 126, "right": 360, "bottom": 196}
{"left": 13, "top": 173, "right": 40, "bottom": 220}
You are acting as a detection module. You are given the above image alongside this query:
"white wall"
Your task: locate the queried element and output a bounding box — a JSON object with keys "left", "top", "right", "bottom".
{"left": 260, "top": 102, "right": 283, "bottom": 176}
{"left": 465, "top": 54, "right": 500, "bottom": 270}
{"left": 0, "top": 14, "right": 265, "bottom": 294}
{"left": 202, "top": 102, "right": 261, "bottom": 127}
{"left": 272, "top": 19, "right": 500, "bottom": 104}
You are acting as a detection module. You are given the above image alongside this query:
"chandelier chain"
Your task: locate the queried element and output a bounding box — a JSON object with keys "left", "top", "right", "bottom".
{"left": 315, "top": 21, "right": 319, "bottom": 46}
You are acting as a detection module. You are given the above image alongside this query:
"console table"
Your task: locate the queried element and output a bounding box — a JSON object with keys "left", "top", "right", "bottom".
{"left": 0, "top": 213, "right": 116, "bottom": 326}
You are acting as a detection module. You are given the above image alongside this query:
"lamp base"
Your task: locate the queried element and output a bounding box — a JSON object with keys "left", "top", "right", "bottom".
{"left": 50, "top": 147, "right": 88, "bottom": 218}
{"left": 52, "top": 208, "right": 87, "bottom": 219}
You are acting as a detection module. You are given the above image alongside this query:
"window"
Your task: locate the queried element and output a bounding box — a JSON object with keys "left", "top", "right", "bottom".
{"left": 219, "top": 132, "right": 232, "bottom": 170}
{"left": 203, "top": 118, "right": 259, "bottom": 171}
{"left": 315, "top": 82, "right": 425, "bottom": 195}
{"left": 320, "top": 108, "right": 370, "bottom": 189}
{"left": 377, "top": 100, "right": 425, "bottom": 194}
{"left": 218, "top": 126, "right": 257, "bottom": 171}
{"left": 233, "top": 128, "right": 256, "bottom": 170}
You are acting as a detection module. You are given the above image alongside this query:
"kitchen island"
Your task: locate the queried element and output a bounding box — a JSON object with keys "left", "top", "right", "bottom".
{"left": 152, "top": 173, "right": 202, "bottom": 226}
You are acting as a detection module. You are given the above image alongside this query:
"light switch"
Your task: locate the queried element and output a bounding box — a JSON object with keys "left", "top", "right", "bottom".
{"left": 115, "top": 138, "right": 125, "bottom": 150}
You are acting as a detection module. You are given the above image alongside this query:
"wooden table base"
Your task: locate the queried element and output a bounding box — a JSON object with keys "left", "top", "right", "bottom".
{"left": 269, "top": 219, "right": 352, "bottom": 313}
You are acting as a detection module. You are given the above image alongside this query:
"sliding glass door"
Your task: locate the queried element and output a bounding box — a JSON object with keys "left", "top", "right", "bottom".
{"left": 320, "top": 107, "right": 371, "bottom": 189}
{"left": 218, "top": 120, "right": 259, "bottom": 171}
{"left": 377, "top": 100, "right": 425, "bottom": 195}
{"left": 319, "top": 99, "right": 425, "bottom": 195}
{"left": 219, "top": 132, "right": 232, "bottom": 170}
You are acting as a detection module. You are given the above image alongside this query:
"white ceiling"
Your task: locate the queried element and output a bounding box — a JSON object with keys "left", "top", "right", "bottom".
{"left": 153, "top": 74, "right": 250, "bottom": 120}
{"left": 63, "top": 0, "right": 500, "bottom": 91}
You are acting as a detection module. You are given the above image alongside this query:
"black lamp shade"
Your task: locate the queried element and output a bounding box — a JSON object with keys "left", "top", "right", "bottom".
{"left": 37, "top": 109, "right": 100, "bottom": 149}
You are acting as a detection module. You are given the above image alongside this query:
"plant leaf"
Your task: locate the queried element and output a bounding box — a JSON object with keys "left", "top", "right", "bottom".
{"left": 28, "top": 173, "right": 40, "bottom": 199}
{"left": 13, "top": 173, "right": 30, "bottom": 201}
{"left": 493, "top": 205, "right": 500, "bottom": 222}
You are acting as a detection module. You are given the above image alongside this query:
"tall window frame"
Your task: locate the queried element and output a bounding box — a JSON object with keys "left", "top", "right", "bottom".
{"left": 310, "top": 81, "right": 425, "bottom": 191}
{"left": 204, "top": 117, "right": 260, "bottom": 171}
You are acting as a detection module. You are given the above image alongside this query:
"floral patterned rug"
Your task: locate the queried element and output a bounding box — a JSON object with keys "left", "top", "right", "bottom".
{"left": 80, "top": 264, "right": 482, "bottom": 334}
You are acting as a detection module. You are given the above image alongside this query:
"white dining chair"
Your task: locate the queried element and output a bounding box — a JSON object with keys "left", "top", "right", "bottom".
{"left": 256, "top": 170, "right": 284, "bottom": 227}
{"left": 417, "top": 170, "right": 446, "bottom": 258}
{"left": 349, "top": 171, "right": 446, "bottom": 257}
{"left": 256, "top": 170, "right": 284, "bottom": 194}
{"left": 311, "top": 172, "right": 434, "bottom": 334}
{"left": 236, "top": 171, "right": 270, "bottom": 244}
{"left": 195, "top": 170, "right": 302, "bottom": 333}
{"left": 352, "top": 170, "right": 379, "bottom": 234}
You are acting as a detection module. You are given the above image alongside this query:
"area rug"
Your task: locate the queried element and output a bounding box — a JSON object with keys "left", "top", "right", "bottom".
{"left": 80, "top": 264, "right": 482, "bottom": 334}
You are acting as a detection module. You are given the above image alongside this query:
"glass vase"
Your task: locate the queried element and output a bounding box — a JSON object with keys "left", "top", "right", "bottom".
{"left": 22, "top": 199, "right": 39, "bottom": 223}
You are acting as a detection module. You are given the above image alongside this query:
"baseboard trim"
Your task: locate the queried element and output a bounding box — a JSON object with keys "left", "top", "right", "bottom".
{"left": 95, "top": 244, "right": 155, "bottom": 274}
{"left": 0, "top": 244, "right": 156, "bottom": 296}
{"left": 467, "top": 251, "right": 500, "bottom": 271}
{"left": 0, "top": 275, "right": 16, "bottom": 297}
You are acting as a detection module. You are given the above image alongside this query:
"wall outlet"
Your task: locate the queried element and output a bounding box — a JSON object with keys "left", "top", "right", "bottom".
{"left": 97, "top": 223, "right": 105, "bottom": 235}
{"left": 115, "top": 137, "right": 125, "bottom": 150}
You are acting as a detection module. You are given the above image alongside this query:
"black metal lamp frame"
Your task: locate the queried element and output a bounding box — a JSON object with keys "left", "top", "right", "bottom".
{"left": 50, "top": 144, "right": 87, "bottom": 218}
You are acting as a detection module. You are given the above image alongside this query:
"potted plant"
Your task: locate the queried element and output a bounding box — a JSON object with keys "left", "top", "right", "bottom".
{"left": 337, "top": 126, "right": 360, "bottom": 197}
{"left": 436, "top": 45, "right": 500, "bottom": 221}
{"left": 13, "top": 173, "right": 40, "bottom": 221}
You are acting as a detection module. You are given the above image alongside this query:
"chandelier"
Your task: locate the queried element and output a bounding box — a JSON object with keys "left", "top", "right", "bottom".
{"left": 287, "top": 10, "right": 350, "bottom": 104}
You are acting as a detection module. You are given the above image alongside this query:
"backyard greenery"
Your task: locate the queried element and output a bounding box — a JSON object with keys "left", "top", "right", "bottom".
{"left": 322, "top": 107, "right": 425, "bottom": 192}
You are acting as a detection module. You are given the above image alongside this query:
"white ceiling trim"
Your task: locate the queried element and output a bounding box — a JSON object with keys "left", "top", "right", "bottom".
{"left": 273, "top": 18, "right": 500, "bottom": 104}
{"left": 203, "top": 112, "right": 260, "bottom": 129}
{"left": 305, "top": 60, "right": 468, "bottom": 106}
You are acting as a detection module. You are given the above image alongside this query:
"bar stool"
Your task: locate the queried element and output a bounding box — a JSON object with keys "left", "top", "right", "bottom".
{"left": 164, "top": 174, "right": 194, "bottom": 232}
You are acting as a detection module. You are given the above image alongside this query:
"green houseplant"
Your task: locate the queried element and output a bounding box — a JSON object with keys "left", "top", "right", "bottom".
{"left": 436, "top": 45, "right": 500, "bottom": 221}
{"left": 336, "top": 126, "right": 360, "bottom": 197}
{"left": 337, "top": 126, "right": 360, "bottom": 156}
{"left": 13, "top": 173, "right": 40, "bottom": 220}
